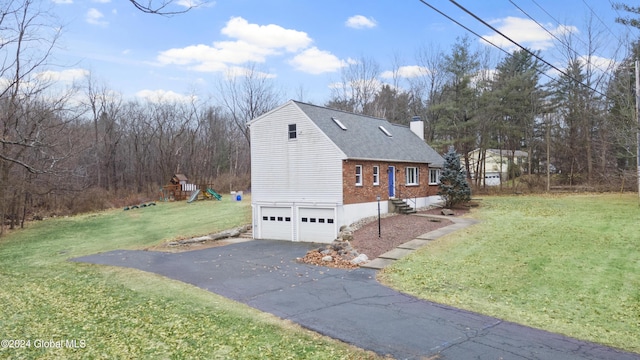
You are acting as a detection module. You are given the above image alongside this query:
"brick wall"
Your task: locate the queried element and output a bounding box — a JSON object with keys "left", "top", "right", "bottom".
{"left": 342, "top": 160, "right": 438, "bottom": 205}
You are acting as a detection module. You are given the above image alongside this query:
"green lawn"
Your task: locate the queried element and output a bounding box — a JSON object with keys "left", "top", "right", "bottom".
{"left": 380, "top": 193, "right": 640, "bottom": 353}
{"left": 0, "top": 198, "right": 379, "bottom": 359}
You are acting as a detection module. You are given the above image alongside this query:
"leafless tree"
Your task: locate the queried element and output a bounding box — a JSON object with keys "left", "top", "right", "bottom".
{"left": 216, "top": 63, "right": 283, "bottom": 145}
{"left": 552, "top": 15, "right": 620, "bottom": 184}
{"left": 0, "top": 0, "right": 84, "bottom": 233}
{"left": 411, "top": 43, "right": 447, "bottom": 142}
{"left": 327, "top": 56, "right": 380, "bottom": 115}
{"left": 128, "top": 0, "right": 203, "bottom": 15}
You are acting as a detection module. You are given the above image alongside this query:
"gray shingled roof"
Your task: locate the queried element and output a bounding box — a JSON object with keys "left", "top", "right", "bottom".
{"left": 294, "top": 101, "right": 444, "bottom": 167}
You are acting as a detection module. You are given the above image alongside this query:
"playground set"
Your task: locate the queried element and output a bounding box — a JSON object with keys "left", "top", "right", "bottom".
{"left": 161, "top": 174, "right": 224, "bottom": 203}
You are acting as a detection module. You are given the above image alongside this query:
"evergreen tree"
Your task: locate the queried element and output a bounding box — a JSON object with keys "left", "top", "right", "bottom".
{"left": 438, "top": 147, "right": 471, "bottom": 208}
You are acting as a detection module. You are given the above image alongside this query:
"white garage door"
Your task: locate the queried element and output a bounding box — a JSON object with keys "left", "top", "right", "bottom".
{"left": 260, "top": 207, "right": 293, "bottom": 240}
{"left": 298, "top": 208, "right": 336, "bottom": 243}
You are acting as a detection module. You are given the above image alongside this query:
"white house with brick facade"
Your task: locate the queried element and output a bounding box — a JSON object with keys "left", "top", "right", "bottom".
{"left": 248, "top": 100, "right": 444, "bottom": 243}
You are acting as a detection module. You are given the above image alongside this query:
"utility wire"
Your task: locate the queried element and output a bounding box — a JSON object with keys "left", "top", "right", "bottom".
{"left": 509, "top": 0, "right": 584, "bottom": 61}
{"left": 445, "top": 0, "right": 607, "bottom": 98}
{"left": 608, "top": 0, "right": 640, "bottom": 41}
{"left": 528, "top": 0, "right": 602, "bottom": 52}
{"left": 415, "top": 0, "right": 510, "bottom": 58}
{"left": 416, "top": 0, "right": 565, "bottom": 89}
{"left": 581, "top": 0, "right": 623, "bottom": 44}
{"left": 510, "top": 0, "right": 617, "bottom": 86}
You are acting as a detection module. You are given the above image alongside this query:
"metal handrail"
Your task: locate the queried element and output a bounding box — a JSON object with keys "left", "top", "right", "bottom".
{"left": 397, "top": 187, "right": 418, "bottom": 209}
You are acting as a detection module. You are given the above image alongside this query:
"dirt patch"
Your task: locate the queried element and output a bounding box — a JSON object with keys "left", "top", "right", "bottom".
{"left": 146, "top": 238, "right": 251, "bottom": 253}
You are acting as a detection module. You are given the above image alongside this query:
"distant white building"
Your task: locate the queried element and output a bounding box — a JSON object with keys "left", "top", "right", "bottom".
{"left": 466, "top": 148, "right": 528, "bottom": 186}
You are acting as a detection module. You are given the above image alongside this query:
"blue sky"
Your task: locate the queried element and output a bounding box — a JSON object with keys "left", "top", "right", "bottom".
{"left": 45, "top": 0, "right": 636, "bottom": 104}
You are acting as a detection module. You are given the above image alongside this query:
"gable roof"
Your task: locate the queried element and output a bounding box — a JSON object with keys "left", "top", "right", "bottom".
{"left": 292, "top": 101, "right": 444, "bottom": 167}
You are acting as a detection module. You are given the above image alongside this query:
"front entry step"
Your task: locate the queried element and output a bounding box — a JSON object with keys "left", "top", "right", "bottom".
{"left": 390, "top": 199, "right": 416, "bottom": 214}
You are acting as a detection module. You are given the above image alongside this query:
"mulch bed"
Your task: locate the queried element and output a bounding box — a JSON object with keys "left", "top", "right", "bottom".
{"left": 299, "top": 206, "right": 470, "bottom": 268}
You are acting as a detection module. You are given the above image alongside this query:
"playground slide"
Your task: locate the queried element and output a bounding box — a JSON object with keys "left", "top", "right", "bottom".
{"left": 187, "top": 189, "right": 201, "bottom": 203}
{"left": 206, "top": 188, "right": 222, "bottom": 200}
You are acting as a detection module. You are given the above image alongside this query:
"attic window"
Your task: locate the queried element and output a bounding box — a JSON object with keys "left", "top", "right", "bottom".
{"left": 331, "top": 117, "right": 347, "bottom": 130}
{"left": 288, "top": 124, "right": 297, "bottom": 140}
{"left": 378, "top": 125, "right": 392, "bottom": 137}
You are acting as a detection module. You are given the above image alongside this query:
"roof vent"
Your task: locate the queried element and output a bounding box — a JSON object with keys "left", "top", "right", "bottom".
{"left": 331, "top": 117, "right": 347, "bottom": 130}
{"left": 378, "top": 125, "right": 392, "bottom": 137}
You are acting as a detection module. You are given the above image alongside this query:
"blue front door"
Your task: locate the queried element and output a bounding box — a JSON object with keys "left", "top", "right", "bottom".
{"left": 388, "top": 166, "right": 395, "bottom": 198}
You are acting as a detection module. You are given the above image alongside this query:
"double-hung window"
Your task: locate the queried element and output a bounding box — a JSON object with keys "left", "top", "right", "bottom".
{"left": 355, "top": 165, "right": 363, "bottom": 186}
{"left": 405, "top": 167, "right": 419, "bottom": 186}
{"left": 373, "top": 166, "right": 379, "bottom": 185}
{"left": 429, "top": 169, "right": 440, "bottom": 185}
{"left": 288, "top": 124, "right": 297, "bottom": 140}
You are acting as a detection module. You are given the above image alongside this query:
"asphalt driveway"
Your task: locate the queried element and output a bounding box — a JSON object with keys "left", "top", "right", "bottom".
{"left": 72, "top": 240, "right": 640, "bottom": 360}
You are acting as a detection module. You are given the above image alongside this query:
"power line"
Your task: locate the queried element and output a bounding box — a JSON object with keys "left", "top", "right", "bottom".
{"left": 581, "top": 0, "right": 623, "bottom": 44}
{"left": 415, "top": 0, "right": 581, "bottom": 89}
{"left": 608, "top": 0, "right": 640, "bottom": 41}
{"left": 509, "top": 1, "right": 588, "bottom": 60}
{"left": 415, "top": 0, "right": 511, "bottom": 58}
{"left": 445, "top": 0, "right": 607, "bottom": 98}
{"left": 510, "top": 0, "right": 616, "bottom": 82}
{"left": 529, "top": 0, "right": 613, "bottom": 51}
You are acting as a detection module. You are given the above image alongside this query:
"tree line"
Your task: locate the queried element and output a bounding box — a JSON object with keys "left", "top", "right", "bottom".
{"left": 327, "top": 32, "right": 638, "bottom": 192}
{"left": 2, "top": 0, "right": 639, "bottom": 234}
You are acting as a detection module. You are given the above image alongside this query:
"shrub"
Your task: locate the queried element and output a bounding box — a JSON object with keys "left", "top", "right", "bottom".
{"left": 438, "top": 147, "right": 471, "bottom": 208}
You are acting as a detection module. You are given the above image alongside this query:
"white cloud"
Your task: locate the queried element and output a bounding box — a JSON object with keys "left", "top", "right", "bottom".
{"left": 35, "top": 68, "right": 89, "bottom": 83}
{"left": 381, "top": 65, "right": 429, "bottom": 79}
{"left": 482, "top": 17, "right": 578, "bottom": 51}
{"left": 289, "top": 47, "right": 345, "bottom": 74}
{"left": 86, "top": 8, "right": 108, "bottom": 26}
{"left": 52, "top": 0, "right": 73, "bottom": 4}
{"left": 136, "top": 89, "right": 197, "bottom": 103}
{"left": 223, "top": 66, "right": 276, "bottom": 79}
{"left": 581, "top": 55, "right": 616, "bottom": 71}
{"left": 157, "top": 17, "right": 312, "bottom": 73}
{"left": 328, "top": 78, "right": 383, "bottom": 94}
{"left": 345, "top": 15, "right": 377, "bottom": 29}
{"left": 221, "top": 17, "right": 312, "bottom": 52}
{"left": 92, "top": 0, "right": 111, "bottom": 3}
{"left": 0, "top": 68, "right": 89, "bottom": 104}
{"left": 158, "top": 42, "right": 273, "bottom": 72}
{"left": 176, "top": 0, "right": 206, "bottom": 7}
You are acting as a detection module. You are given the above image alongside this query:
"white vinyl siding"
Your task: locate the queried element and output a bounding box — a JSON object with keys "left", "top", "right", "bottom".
{"left": 406, "top": 167, "right": 419, "bottom": 186}
{"left": 250, "top": 102, "right": 345, "bottom": 204}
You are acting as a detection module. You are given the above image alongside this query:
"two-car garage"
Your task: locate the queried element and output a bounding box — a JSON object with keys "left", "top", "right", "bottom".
{"left": 257, "top": 206, "right": 337, "bottom": 243}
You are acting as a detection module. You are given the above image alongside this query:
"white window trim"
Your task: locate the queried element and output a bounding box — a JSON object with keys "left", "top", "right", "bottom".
{"left": 288, "top": 124, "right": 297, "bottom": 140}
{"left": 373, "top": 166, "right": 379, "bottom": 186}
{"left": 355, "top": 165, "right": 363, "bottom": 186}
{"left": 429, "top": 169, "right": 440, "bottom": 185}
{"left": 406, "top": 167, "right": 419, "bottom": 186}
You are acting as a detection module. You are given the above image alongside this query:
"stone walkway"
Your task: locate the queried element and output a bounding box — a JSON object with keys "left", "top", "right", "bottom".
{"left": 362, "top": 214, "right": 480, "bottom": 269}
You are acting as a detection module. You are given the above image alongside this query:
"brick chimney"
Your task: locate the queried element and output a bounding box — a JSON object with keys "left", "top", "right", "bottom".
{"left": 410, "top": 116, "right": 424, "bottom": 140}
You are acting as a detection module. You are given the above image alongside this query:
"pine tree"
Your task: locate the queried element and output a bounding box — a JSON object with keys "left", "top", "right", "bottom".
{"left": 438, "top": 147, "right": 471, "bottom": 208}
